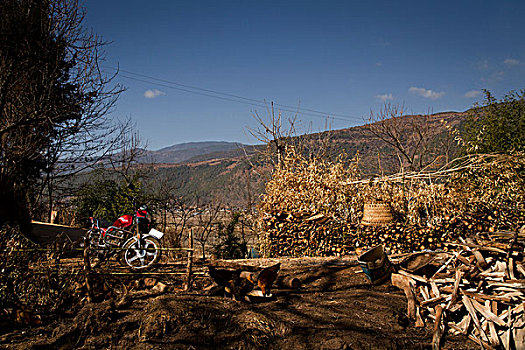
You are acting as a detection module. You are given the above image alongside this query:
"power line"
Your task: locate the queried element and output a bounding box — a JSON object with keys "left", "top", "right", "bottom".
{"left": 104, "top": 66, "right": 365, "bottom": 123}
{"left": 118, "top": 73, "right": 356, "bottom": 122}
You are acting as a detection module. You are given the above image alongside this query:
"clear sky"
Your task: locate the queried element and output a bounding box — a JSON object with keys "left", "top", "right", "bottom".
{"left": 83, "top": 0, "right": 525, "bottom": 150}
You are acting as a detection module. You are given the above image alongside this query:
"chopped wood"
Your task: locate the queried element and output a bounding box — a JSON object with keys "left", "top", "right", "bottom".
{"left": 494, "top": 261, "right": 507, "bottom": 273}
{"left": 305, "top": 213, "right": 325, "bottom": 222}
{"left": 461, "top": 290, "right": 512, "bottom": 303}
{"left": 470, "top": 298, "right": 506, "bottom": 326}
{"left": 472, "top": 249, "right": 489, "bottom": 269}
{"left": 421, "top": 296, "right": 445, "bottom": 308}
{"left": 391, "top": 273, "right": 416, "bottom": 320}
{"left": 456, "top": 253, "right": 471, "bottom": 266}
{"left": 505, "top": 306, "right": 512, "bottom": 350}
{"left": 276, "top": 275, "right": 302, "bottom": 289}
{"left": 462, "top": 295, "right": 490, "bottom": 343}
{"left": 415, "top": 306, "right": 425, "bottom": 328}
{"left": 430, "top": 251, "right": 460, "bottom": 279}
{"left": 486, "top": 300, "right": 500, "bottom": 347}
{"left": 516, "top": 263, "right": 525, "bottom": 278}
{"left": 420, "top": 285, "right": 431, "bottom": 300}
{"left": 398, "top": 269, "right": 428, "bottom": 284}
{"left": 430, "top": 281, "right": 440, "bottom": 298}
{"left": 508, "top": 258, "right": 515, "bottom": 280}
{"left": 432, "top": 305, "right": 444, "bottom": 350}
{"left": 456, "top": 314, "right": 471, "bottom": 335}
{"left": 445, "top": 242, "right": 508, "bottom": 255}
{"left": 447, "top": 270, "right": 462, "bottom": 309}
{"left": 487, "top": 281, "right": 525, "bottom": 289}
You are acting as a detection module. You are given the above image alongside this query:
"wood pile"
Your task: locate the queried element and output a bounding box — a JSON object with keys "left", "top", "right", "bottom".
{"left": 262, "top": 212, "right": 355, "bottom": 257}
{"left": 262, "top": 208, "right": 523, "bottom": 257}
{"left": 391, "top": 227, "right": 525, "bottom": 349}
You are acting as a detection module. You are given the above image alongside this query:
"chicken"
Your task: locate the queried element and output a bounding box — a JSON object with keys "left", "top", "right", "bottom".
{"left": 208, "top": 265, "right": 239, "bottom": 287}
{"left": 208, "top": 266, "right": 254, "bottom": 301}
{"left": 247, "top": 263, "right": 280, "bottom": 296}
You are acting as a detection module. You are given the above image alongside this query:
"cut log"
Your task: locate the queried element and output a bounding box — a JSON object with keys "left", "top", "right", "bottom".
{"left": 276, "top": 275, "right": 302, "bottom": 289}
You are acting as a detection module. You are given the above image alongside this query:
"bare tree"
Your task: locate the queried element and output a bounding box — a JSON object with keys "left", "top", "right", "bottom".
{"left": 248, "top": 102, "right": 299, "bottom": 168}
{"left": 148, "top": 173, "right": 197, "bottom": 249}
{"left": 363, "top": 103, "right": 449, "bottom": 173}
{"left": 193, "top": 199, "right": 222, "bottom": 259}
{"left": 0, "top": 0, "right": 124, "bottom": 227}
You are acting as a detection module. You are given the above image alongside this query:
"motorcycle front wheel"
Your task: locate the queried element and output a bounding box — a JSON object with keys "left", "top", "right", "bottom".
{"left": 121, "top": 236, "right": 162, "bottom": 270}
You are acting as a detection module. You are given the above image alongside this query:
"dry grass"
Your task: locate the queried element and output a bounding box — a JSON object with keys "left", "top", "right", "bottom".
{"left": 258, "top": 147, "right": 525, "bottom": 256}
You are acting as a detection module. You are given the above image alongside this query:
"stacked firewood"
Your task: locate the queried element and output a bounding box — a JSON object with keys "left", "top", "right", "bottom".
{"left": 391, "top": 227, "right": 525, "bottom": 349}
{"left": 261, "top": 212, "right": 356, "bottom": 257}
{"left": 262, "top": 213, "right": 454, "bottom": 257}
{"left": 261, "top": 208, "right": 523, "bottom": 257}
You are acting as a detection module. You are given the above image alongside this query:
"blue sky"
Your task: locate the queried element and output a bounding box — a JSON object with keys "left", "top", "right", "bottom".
{"left": 84, "top": 0, "right": 525, "bottom": 150}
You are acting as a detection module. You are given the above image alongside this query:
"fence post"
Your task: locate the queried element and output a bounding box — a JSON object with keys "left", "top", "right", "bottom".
{"left": 83, "top": 236, "right": 94, "bottom": 302}
{"left": 184, "top": 228, "right": 194, "bottom": 291}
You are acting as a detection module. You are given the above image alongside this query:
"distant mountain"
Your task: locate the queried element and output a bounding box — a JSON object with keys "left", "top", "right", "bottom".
{"left": 134, "top": 111, "right": 469, "bottom": 205}
{"left": 139, "top": 141, "right": 249, "bottom": 164}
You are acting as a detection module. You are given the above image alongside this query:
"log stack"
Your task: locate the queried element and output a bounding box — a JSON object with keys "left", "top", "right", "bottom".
{"left": 391, "top": 227, "right": 525, "bottom": 349}
{"left": 261, "top": 208, "right": 523, "bottom": 257}
{"left": 262, "top": 212, "right": 356, "bottom": 257}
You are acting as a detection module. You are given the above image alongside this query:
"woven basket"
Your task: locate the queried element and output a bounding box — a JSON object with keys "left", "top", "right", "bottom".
{"left": 361, "top": 203, "right": 393, "bottom": 226}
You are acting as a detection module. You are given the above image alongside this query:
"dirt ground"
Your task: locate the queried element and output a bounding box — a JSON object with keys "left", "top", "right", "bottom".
{"left": 0, "top": 257, "right": 478, "bottom": 350}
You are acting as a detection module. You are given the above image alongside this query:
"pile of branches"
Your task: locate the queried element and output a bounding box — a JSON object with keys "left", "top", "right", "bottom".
{"left": 392, "top": 227, "right": 525, "bottom": 349}
{"left": 258, "top": 151, "right": 525, "bottom": 257}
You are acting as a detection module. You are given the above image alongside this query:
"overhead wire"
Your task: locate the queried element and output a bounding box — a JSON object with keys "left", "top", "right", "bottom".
{"left": 103, "top": 66, "right": 366, "bottom": 123}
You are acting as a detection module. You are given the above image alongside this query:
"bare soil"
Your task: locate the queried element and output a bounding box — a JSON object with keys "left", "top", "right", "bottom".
{"left": 0, "top": 257, "right": 478, "bottom": 350}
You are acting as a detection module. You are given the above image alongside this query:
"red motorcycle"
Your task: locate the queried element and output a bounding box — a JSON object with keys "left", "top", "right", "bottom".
{"left": 86, "top": 205, "right": 164, "bottom": 270}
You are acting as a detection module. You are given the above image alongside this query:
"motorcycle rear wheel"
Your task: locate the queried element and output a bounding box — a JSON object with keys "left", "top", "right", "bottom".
{"left": 122, "top": 236, "right": 162, "bottom": 270}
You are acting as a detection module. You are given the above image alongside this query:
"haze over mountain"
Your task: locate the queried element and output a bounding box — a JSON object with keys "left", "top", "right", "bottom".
{"left": 140, "top": 141, "right": 248, "bottom": 164}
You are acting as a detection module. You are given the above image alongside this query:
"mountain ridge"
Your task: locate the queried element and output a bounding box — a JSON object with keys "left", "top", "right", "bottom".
{"left": 139, "top": 141, "right": 249, "bottom": 164}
